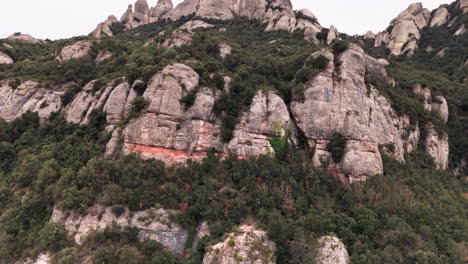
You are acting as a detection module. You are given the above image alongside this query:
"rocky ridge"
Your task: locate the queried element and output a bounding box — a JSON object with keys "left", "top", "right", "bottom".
{"left": 93, "top": 0, "right": 326, "bottom": 43}
{"left": 372, "top": 1, "right": 467, "bottom": 56}
{"left": 0, "top": 43, "right": 450, "bottom": 183}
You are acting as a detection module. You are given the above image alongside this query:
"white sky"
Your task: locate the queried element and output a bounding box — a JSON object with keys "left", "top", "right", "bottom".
{"left": 0, "top": 0, "right": 451, "bottom": 40}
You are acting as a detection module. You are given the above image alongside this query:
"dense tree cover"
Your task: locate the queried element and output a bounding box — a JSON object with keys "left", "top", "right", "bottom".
{"left": 0, "top": 112, "right": 466, "bottom": 263}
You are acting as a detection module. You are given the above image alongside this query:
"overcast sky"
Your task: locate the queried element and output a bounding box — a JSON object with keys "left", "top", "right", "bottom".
{"left": 0, "top": 0, "right": 451, "bottom": 40}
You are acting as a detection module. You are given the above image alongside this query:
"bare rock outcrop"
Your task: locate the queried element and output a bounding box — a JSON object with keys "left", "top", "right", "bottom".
{"left": 413, "top": 84, "right": 449, "bottom": 122}
{"left": 94, "top": 50, "right": 113, "bottom": 64}
{"left": 161, "top": 30, "right": 194, "bottom": 48}
{"left": 150, "top": 0, "right": 173, "bottom": 22}
{"left": 65, "top": 80, "right": 135, "bottom": 125}
{"left": 122, "top": 64, "right": 224, "bottom": 164}
{"left": 51, "top": 205, "right": 188, "bottom": 255}
{"left": 179, "top": 20, "right": 214, "bottom": 31}
{"left": 58, "top": 40, "right": 93, "bottom": 61}
{"left": 93, "top": 15, "right": 119, "bottom": 38}
{"left": 425, "top": 124, "right": 449, "bottom": 169}
{"left": 219, "top": 43, "right": 232, "bottom": 58}
{"left": 0, "top": 81, "right": 62, "bottom": 122}
{"left": 291, "top": 46, "right": 419, "bottom": 183}
{"left": 316, "top": 236, "right": 350, "bottom": 264}
{"left": 0, "top": 52, "right": 14, "bottom": 64}
{"left": 461, "top": 0, "right": 468, "bottom": 13}
{"left": 203, "top": 225, "right": 276, "bottom": 264}
{"left": 430, "top": 7, "right": 450, "bottom": 27}
{"left": 374, "top": 3, "right": 430, "bottom": 56}
{"left": 7, "top": 33, "right": 43, "bottom": 43}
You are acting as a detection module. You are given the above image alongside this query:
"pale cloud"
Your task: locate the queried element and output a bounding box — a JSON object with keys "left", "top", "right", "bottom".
{"left": 0, "top": 0, "right": 450, "bottom": 40}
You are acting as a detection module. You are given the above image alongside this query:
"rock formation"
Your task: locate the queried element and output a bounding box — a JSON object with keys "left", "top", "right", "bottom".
{"left": 219, "top": 43, "right": 232, "bottom": 58}
{"left": 202, "top": 225, "right": 276, "bottom": 264}
{"left": 93, "top": 15, "right": 119, "bottom": 38}
{"left": 0, "top": 52, "right": 14, "bottom": 64}
{"left": 461, "top": 0, "right": 468, "bottom": 13}
{"left": 7, "top": 33, "right": 43, "bottom": 43}
{"left": 57, "top": 41, "right": 93, "bottom": 61}
{"left": 316, "top": 236, "right": 350, "bottom": 264}
{"left": 430, "top": 7, "right": 450, "bottom": 27}
{"left": 0, "top": 81, "right": 62, "bottom": 122}
{"left": 327, "top": 26, "right": 339, "bottom": 44}
{"left": 291, "top": 45, "right": 420, "bottom": 183}
{"left": 374, "top": 3, "right": 430, "bottom": 56}
{"left": 92, "top": 0, "right": 325, "bottom": 43}
{"left": 51, "top": 205, "right": 188, "bottom": 255}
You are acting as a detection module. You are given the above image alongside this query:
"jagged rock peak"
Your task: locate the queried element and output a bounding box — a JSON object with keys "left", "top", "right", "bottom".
{"left": 374, "top": 2, "right": 430, "bottom": 56}
{"left": 150, "top": 0, "right": 174, "bottom": 22}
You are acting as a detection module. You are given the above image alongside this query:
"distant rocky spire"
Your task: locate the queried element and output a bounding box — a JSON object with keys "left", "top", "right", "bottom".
{"left": 150, "top": 0, "right": 173, "bottom": 23}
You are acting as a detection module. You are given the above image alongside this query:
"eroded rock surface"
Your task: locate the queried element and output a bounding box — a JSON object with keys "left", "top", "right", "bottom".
{"left": 291, "top": 46, "right": 419, "bottom": 183}
{"left": 0, "top": 81, "right": 62, "bottom": 122}
{"left": 51, "top": 205, "right": 188, "bottom": 255}
{"left": 93, "top": 15, "right": 119, "bottom": 38}
{"left": 425, "top": 124, "right": 449, "bottom": 169}
{"left": 316, "top": 236, "right": 350, "bottom": 264}
{"left": 203, "top": 225, "right": 276, "bottom": 264}
{"left": 374, "top": 3, "right": 430, "bottom": 56}
{"left": 58, "top": 40, "right": 93, "bottom": 61}
{"left": 0, "top": 52, "right": 14, "bottom": 64}
{"left": 7, "top": 33, "right": 43, "bottom": 43}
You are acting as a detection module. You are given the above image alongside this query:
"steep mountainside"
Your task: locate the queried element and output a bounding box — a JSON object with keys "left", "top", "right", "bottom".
{"left": 0, "top": 0, "right": 466, "bottom": 264}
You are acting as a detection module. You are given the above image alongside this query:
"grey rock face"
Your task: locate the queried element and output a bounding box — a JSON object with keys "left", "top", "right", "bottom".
{"left": 203, "top": 225, "right": 276, "bottom": 264}
{"left": 461, "top": 0, "right": 468, "bottom": 13}
{"left": 0, "top": 81, "right": 62, "bottom": 122}
{"left": 290, "top": 46, "right": 418, "bottom": 183}
{"left": 150, "top": 0, "right": 173, "bottom": 22}
{"left": 94, "top": 50, "right": 113, "bottom": 64}
{"left": 228, "top": 91, "right": 293, "bottom": 157}
{"left": 374, "top": 3, "right": 430, "bottom": 56}
{"left": 0, "top": 52, "right": 13, "bottom": 64}
{"left": 7, "top": 33, "right": 43, "bottom": 43}
{"left": 327, "top": 26, "right": 338, "bottom": 45}
{"left": 425, "top": 124, "right": 449, "bottom": 169}
{"left": 51, "top": 205, "right": 188, "bottom": 255}
{"left": 58, "top": 40, "right": 93, "bottom": 61}
{"left": 316, "top": 236, "right": 350, "bottom": 264}
{"left": 430, "top": 7, "right": 450, "bottom": 27}
{"left": 93, "top": 15, "right": 119, "bottom": 38}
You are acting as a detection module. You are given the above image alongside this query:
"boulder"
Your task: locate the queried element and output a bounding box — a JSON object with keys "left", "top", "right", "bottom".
{"left": 103, "top": 82, "right": 131, "bottom": 124}
{"left": 51, "top": 205, "right": 188, "bottom": 255}
{"left": 316, "top": 236, "right": 350, "bottom": 264}
{"left": 219, "top": 43, "right": 232, "bottom": 58}
{"left": 0, "top": 80, "right": 62, "bottom": 122}
{"left": 203, "top": 225, "right": 276, "bottom": 264}
{"left": 0, "top": 52, "right": 14, "bottom": 64}
{"left": 430, "top": 7, "right": 450, "bottom": 27}
{"left": 58, "top": 40, "right": 92, "bottom": 61}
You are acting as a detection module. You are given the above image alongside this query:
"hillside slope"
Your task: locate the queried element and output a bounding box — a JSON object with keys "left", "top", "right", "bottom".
{"left": 0, "top": 0, "right": 466, "bottom": 263}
